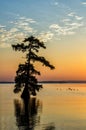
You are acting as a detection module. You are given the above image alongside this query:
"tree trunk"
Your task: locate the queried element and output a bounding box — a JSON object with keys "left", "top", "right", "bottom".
{"left": 21, "top": 84, "right": 30, "bottom": 100}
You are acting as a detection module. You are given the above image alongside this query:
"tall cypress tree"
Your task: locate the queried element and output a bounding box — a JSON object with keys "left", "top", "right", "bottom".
{"left": 12, "top": 36, "right": 55, "bottom": 99}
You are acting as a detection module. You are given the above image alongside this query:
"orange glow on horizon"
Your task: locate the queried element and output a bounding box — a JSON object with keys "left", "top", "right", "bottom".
{"left": 1, "top": 38, "right": 86, "bottom": 82}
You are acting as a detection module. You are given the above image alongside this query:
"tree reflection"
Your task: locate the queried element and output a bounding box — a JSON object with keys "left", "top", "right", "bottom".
{"left": 14, "top": 97, "right": 42, "bottom": 130}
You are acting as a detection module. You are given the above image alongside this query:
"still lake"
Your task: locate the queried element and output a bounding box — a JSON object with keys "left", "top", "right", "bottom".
{"left": 0, "top": 83, "right": 86, "bottom": 130}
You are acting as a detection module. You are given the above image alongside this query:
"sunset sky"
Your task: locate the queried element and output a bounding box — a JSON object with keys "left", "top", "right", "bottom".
{"left": 0, "top": 0, "right": 86, "bottom": 81}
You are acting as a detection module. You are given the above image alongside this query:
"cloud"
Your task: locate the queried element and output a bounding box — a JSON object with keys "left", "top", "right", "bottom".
{"left": 51, "top": 0, "right": 59, "bottom": 6}
{"left": 0, "top": 7, "right": 85, "bottom": 48}
{"left": 54, "top": 2, "right": 58, "bottom": 5}
{"left": 50, "top": 24, "right": 66, "bottom": 36}
{"left": 19, "top": 22, "right": 29, "bottom": 26}
{"left": 55, "top": 11, "right": 84, "bottom": 37}
{"left": 38, "top": 31, "right": 54, "bottom": 42}
{"left": 67, "top": 12, "right": 83, "bottom": 21}
{"left": 68, "top": 12, "right": 75, "bottom": 17}
{"left": 75, "top": 16, "right": 83, "bottom": 20}
{"left": 11, "top": 17, "right": 37, "bottom": 34}
{"left": 0, "top": 25, "right": 6, "bottom": 28}
{"left": 19, "top": 17, "right": 36, "bottom": 23}
{"left": 82, "top": 2, "right": 86, "bottom": 5}
{"left": 50, "top": 24, "right": 61, "bottom": 29}
{"left": 0, "top": 14, "right": 55, "bottom": 48}
{"left": 49, "top": 2, "right": 85, "bottom": 40}
{"left": 66, "top": 22, "right": 83, "bottom": 28}
{"left": 49, "top": 21, "right": 83, "bottom": 36}
{"left": 10, "top": 28, "right": 19, "bottom": 33}
{"left": 0, "top": 16, "right": 37, "bottom": 48}
{"left": 62, "top": 19, "right": 71, "bottom": 22}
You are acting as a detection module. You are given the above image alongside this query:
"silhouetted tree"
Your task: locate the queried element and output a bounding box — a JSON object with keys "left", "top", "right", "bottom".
{"left": 12, "top": 36, "right": 55, "bottom": 99}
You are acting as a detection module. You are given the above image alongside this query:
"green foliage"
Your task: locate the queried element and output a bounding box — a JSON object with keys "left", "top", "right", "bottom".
{"left": 12, "top": 36, "right": 55, "bottom": 98}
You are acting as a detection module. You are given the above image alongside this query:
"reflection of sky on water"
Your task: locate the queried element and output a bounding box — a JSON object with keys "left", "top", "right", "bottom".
{"left": 1, "top": 84, "right": 86, "bottom": 130}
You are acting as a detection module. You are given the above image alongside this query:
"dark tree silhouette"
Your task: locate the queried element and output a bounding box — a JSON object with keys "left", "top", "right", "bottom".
{"left": 12, "top": 36, "right": 55, "bottom": 99}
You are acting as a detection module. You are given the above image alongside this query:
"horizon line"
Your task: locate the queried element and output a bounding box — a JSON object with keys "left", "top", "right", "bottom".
{"left": 1, "top": 80, "right": 86, "bottom": 84}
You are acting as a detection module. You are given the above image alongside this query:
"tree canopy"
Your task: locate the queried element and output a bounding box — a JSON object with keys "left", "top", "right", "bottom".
{"left": 12, "top": 36, "right": 55, "bottom": 99}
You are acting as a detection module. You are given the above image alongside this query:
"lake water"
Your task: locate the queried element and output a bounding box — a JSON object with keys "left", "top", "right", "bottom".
{"left": 0, "top": 83, "right": 86, "bottom": 130}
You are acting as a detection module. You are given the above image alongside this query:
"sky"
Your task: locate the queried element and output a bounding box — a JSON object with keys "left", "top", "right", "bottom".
{"left": 0, "top": 0, "right": 86, "bottom": 81}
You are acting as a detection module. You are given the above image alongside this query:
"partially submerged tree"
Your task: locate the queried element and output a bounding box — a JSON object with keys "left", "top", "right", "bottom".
{"left": 12, "top": 36, "right": 55, "bottom": 99}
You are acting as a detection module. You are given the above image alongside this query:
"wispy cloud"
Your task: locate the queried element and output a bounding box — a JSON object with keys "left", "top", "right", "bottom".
{"left": 54, "top": 2, "right": 58, "bottom": 5}
{"left": 68, "top": 13, "right": 83, "bottom": 21}
{"left": 75, "top": 16, "right": 83, "bottom": 20}
{"left": 62, "top": 19, "right": 71, "bottom": 22}
{"left": 51, "top": 0, "right": 59, "bottom": 6}
{"left": 0, "top": 15, "right": 55, "bottom": 48}
{"left": 82, "top": 2, "right": 86, "bottom": 5}
{"left": 0, "top": 3, "right": 85, "bottom": 48}
{"left": 49, "top": 21, "right": 83, "bottom": 36}
{"left": 68, "top": 12, "right": 75, "bottom": 17}
{"left": 19, "top": 17, "right": 36, "bottom": 23}
{"left": 50, "top": 11, "right": 84, "bottom": 37}
{"left": 0, "top": 25, "right": 6, "bottom": 28}
{"left": 38, "top": 31, "right": 54, "bottom": 42}
{"left": 0, "top": 16, "right": 37, "bottom": 48}
{"left": 50, "top": 24, "right": 75, "bottom": 36}
{"left": 50, "top": 1, "right": 85, "bottom": 39}
{"left": 66, "top": 22, "right": 83, "bottom": 28}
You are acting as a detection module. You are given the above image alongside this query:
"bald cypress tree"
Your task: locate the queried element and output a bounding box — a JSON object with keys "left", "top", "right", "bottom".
{"left": 12, "top": 36, "right": 55, "bottom": 99}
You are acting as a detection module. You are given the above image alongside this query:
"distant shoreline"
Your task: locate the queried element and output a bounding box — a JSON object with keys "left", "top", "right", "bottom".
{"left": 0, "top": 82, "right": 15, "bottom": 84}
{"left": 1, "top": 81, "right": 86, "bottom": 84}
{"left": 39, "top": 81, "right": 86, "bottom": 84}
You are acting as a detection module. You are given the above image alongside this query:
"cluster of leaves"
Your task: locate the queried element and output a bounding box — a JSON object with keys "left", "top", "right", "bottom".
{"left": 12, "top": 36, "right": 55, "bottom": 97}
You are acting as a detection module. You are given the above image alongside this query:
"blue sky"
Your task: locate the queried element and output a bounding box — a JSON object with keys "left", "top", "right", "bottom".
{"left": 0, "top": 0, "right": 86, "bottom": 47}
{"left": 0, "top": 0, "right": 86, "bottom": 81}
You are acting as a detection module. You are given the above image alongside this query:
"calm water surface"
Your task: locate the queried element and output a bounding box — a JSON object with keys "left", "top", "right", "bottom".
{"left": 0, "top": 83, "right": 86, "bottom": 130}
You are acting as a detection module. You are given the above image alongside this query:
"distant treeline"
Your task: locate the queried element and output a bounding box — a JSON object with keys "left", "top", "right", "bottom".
{"left": 39, "top": 80, "right": 86, "bottom": 84}
{"left": 1, "top": 81, "right": 86, "bottom": 84}
{"left": 0, "top": 81, "right": 14, "bottom": 84}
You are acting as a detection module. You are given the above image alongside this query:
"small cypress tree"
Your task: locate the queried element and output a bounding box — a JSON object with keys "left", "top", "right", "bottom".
{"left": 12, "top": 36, "right": 55, "bottom": 99}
